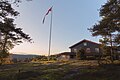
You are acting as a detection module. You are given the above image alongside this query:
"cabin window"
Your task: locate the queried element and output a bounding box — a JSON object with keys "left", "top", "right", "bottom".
{"left": 74, "top": 49, "right": 77, "bottom": 52}
{"left": 83, "top": 42, "right": 87, "bottom": 46}
{"left": 86, "top": 48, "right": 91, "bottom": 53}
{"left": 118, "top": 51, "right": 120, "bottom": 53}
{"left": 62, "top": 55, "right": 66, "bottom": 58}
{"left": 95, "top": 48, "right": 99, "bottom": 53}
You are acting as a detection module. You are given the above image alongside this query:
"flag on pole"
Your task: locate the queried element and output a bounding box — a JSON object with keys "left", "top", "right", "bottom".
{"left": 42, "top": 7, "right": 52, "bottom": 24}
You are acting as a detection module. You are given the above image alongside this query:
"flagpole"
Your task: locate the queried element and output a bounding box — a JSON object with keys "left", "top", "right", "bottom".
{"left": 48, "top": 6, "right": 53, "bottom": 61}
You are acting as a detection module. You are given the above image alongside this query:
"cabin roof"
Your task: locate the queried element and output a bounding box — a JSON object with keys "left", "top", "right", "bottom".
{"left": 58, "top": 52, "right": 76, "bottom": 56}
{"left": 69, "top": 39, "right": 100, "bottom": 48}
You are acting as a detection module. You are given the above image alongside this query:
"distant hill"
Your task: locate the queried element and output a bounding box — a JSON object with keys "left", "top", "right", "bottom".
{"left": 10, "top": 54, "right": 39, "bottom": 60}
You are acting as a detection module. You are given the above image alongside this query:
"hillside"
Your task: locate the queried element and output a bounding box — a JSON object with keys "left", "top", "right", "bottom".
{"left": 0, "top": 60, "right": 120, "bottom": 80}
{"left": 11, "top": 54, "right": 39, "bottom": 60}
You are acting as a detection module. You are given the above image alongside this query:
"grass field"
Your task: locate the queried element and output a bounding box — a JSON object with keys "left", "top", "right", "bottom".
{"left": 0, "top": 60, "right": 120, "bottom": 80}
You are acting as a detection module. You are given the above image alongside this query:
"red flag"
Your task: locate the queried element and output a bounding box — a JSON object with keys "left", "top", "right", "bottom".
{"left": 42, "top": 7, "right": 52, "bottom": 24}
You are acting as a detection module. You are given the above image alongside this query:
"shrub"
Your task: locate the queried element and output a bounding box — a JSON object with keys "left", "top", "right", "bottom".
{"left": 76, "top": 48, "right": 86, "bottom": 60}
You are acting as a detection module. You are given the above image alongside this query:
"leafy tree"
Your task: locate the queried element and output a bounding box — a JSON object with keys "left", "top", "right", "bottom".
{"left": 76, "top": 50, "right": 80, "bottom": 60}
{"left": 89, "top": 0, "right": 120, "bottom": 62}
{"left": 76, "top": 48, "right": 86, "bottom": 60}
{"left": 89, "top": 0, "right": 120, "bottom": 44}
{"left": 0, "top": 0, "right": 32, "bottom": 65}
{"left": 99, "top": 38, "right": 111, "bottom": 55}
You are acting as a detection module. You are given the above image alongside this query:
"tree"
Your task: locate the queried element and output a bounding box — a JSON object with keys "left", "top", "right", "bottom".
{"left": 89, "top": 0, "right": 120, "bottom": 43}
{"left": 89, "top": 0, "right": 120, "bottom": 62}
{"left": 0, "top": 0, "right": 32, "bottom": 65}
{"left": 99, "top": 38, "right": 111, "bottom": 55}
{"left": 76, "top": 48, "right": 86, "bottom": 60}
{"left": 76, "top": 50, "right": 80, "bottom": 60}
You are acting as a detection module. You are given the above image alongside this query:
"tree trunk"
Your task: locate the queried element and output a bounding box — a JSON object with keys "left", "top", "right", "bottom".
{"left": 2, "top": 33, "right": 8, "bottom": 51}
{"left": 110, "top": 34, "right": 114, "bottom": 63}
{"left": 0, "top": 58, "right": 4, "bottom": 66}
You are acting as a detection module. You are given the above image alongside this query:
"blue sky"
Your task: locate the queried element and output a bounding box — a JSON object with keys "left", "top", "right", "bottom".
{"left": 10, "top": 0, "right": 106, "bottom": 55}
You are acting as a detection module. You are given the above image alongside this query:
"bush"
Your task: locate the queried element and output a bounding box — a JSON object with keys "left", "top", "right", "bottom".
{"left": 76, "top": 48, "right": 86, "bottom": 60}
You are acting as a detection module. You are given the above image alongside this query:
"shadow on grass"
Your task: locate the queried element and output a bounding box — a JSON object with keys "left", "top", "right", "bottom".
{"left": 0, "top": 61, "right": 120, "bottom": 80}
{"left": 16, "top": 71, "right": 42, "bottom": 80}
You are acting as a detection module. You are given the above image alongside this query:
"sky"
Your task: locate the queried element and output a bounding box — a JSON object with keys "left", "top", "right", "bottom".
{"left": 10, "top": 0, "right": 106, "bottom": 55}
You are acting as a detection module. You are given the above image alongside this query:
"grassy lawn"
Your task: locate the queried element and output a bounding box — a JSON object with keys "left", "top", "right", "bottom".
{"left": 0, "top": 60, "right": 120, "bottom": 80}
